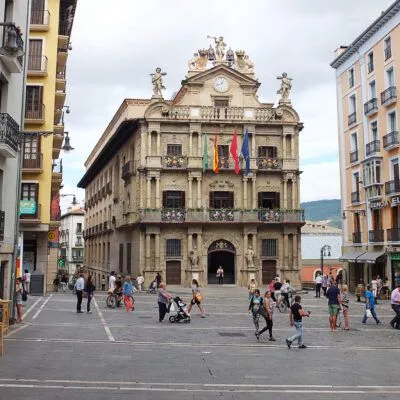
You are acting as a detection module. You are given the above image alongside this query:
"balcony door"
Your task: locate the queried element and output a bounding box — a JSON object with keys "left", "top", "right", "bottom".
{"left": 26, "top": 86, "right": 43, "bottom": 118}
{"left": 354, "top": 213, "right": 360, "bottom": 233}
{"left": 258, "top": 192, "right": 280, "bottom": 209}
{"left": 392, "top": 207, "right": 400, "bottom": 230}
{"left": 209, "top": 191, "right": 233, "bottom": 209}
{"left": 28, "top": 39, "right": 43, "bottom": 71}
{"left": 163, "top": 191, "right": 185, "bottom": 209}
{"left": 372, "top": 209, "right": 381, "bottom": 230}
{"left": 31, "top": 0, "right": 45, "bottom": 24}
{"left": 23, "top": 137, "right": 40, "bottom": 168}
{"left": 391, "top": 159, "right": 400, "bottom": 181}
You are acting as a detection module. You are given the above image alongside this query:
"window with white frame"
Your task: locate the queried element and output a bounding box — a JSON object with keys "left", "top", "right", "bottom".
{"left": 369, "top": 80, "right": 376, "bottom": 99}
{"left": 353, "top": 172, "right": 360, "bottom": 191}
{"left": 388, "top": 111, "right": 397, "bottom": 133}
{"left": 348, "top": 68, "right": 355, "bottom": 88}
{"left": 390, "top": 158, "right": 400, "bottom": 181}
{"left": 363, "top": 160, "right": 382, "bottom": 186}
{"left": 349, "top": 94, "right": 356, "bottom": 113}
{"left": 386, "top": 67, "right": 394, "bottom": 87}
{"left": 384, "top": 37, "right": 392, "bottom": 60}
{"left": 350, "top": 132, "right": 358, "bottom": 151}
{"left": 367, "top": 52, "right": 374, "bottom": 73}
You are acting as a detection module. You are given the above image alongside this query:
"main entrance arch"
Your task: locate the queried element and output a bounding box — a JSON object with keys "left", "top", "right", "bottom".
{"left": 207, "top": 239, "right": 236, "bottom": 284}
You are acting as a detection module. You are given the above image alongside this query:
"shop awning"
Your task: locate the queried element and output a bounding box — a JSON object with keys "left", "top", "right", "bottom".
{"left": 356, "top": 251, "right": 386, "bottom": 264}
{"left": 339, "top": 251, "right": 366, "bottom": 262}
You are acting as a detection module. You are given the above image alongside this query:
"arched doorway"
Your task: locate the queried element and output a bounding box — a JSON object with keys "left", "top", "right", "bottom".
{"left": 208, "top": 239, "right": 235, "bottom": 284}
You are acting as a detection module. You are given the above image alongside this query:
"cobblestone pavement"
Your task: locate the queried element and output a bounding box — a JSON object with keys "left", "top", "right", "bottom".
{"left": 1, "top": 286, "right": 399, "bottom": 400}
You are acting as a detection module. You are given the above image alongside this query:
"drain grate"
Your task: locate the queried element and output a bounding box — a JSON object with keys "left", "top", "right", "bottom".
{"left": 218, "top": 332, "right": 246, "bottom": 337}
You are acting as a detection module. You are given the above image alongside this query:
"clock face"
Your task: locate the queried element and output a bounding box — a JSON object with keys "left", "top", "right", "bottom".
{"left": 214, "top": 77, "right": 229, "bottom": 92}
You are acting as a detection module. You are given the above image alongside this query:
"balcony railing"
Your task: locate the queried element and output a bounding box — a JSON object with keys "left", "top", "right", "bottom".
{"left": 381, "top": 86, "right": 397, "bottom": 106}
{"left": 121, "top": 161, "right": 133, "bottom": 181}
{"left": 365, "top": 185, "right": 382, "bottom": 200}
{"left": 25, "top": 104, "right": 45, "bottom": 121}
{"left": 384, "top": 46, "right": 392, "bottom": 60}
{"left": 28, "top": 55, "right": 48, "bottom": 73}
{"left": 72, "top": 256, "right": 84, "bottom": 262}
{"left": 162, "top": 155, "right": 187, "bottom": 169}
{"left": 352, "top": 232, "right": 362, "bottom": 244}
{"left": 364, "top": 98, "right": 378, "bottom": 116}
{"left": 22, "top": 153, "right": 43, "bottom": 169}
{"left": 30, "top": 9, "right": 50, "bottom": 25}
{"left": 257, "top": 158, "right": 281, "bottom": 170}
{"left": 348, "top": 112, "right": 357, "bottom": 126}
{"left": 161, "top": 209, "right": 186, "bottom": 222}
{"left": 369, "top": 229, "right": 384, "bottom": 243}
{"left": 351, "top": 191, "right": 360, "bottom": 204}
{"left": 0, "top": 210, "right": 4, "bottom": 242}
{"left": 383, "top": 131, "right": 399, "bottom": 150}
{"left": 218, "top": 157, "right": 230, "bottom": 169}
{"left": 387, "top": 228, "right": 400, "bottom": 242}
{"left": 385, "top": 179, "right": 400, "bottom": 195}
{"left": 56, "top": 65, "right": 66, "bottom": 80}
{"left": 366, "top": 140, "right": 380, "bottom": 156}
{"left": 58, "top": 20, "right": 71, "bottom": 36}
{"left": 0, "top": 113, "right": 19, "bottom": 154}
{"left": 349, "top": 150, "right": 358, "bottom": 163}
{"left": 201, "top": 107, "right": 244, "bottom": 120}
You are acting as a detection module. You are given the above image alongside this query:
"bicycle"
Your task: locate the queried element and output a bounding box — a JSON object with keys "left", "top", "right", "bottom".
{"left": 276, "top": 291, "right": 295, "bottom": 313}
{"left": 106, "top": 291, "right": 134, "bottom": 309}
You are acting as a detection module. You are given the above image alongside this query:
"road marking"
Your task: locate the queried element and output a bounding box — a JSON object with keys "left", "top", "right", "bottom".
{"left": 32, "top": 295, "right": 53, "bottom": 320}
{"left": 22, "top": 297, "right": 43, "bottom": 320}
{"left": 6, "top": 323, "right": 31, "bottom": 337}
{"left": 93, "top": 297, "right": 115, "bottom": 342}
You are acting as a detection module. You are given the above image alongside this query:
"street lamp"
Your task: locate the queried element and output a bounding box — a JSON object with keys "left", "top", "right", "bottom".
{"left": 61, "top": 132, "right": 74, "bottom": 152}
{"left": 61, "top": 193, "right": 78, "bottom": 205}
{"left": 320, "top": 244, "right": 332, "bottom": 276}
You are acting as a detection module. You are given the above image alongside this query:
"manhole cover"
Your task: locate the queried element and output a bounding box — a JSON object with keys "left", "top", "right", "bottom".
{"left": 219, "top": 332, "right": 246, "bottom": 337}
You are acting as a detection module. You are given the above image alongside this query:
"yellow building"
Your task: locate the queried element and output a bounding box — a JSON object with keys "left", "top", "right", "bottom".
{"left": 20, "top": 0, "right": 77, "bottom": 293}
{"left": 331, "top": 0, "right": 400, "bottom": 290}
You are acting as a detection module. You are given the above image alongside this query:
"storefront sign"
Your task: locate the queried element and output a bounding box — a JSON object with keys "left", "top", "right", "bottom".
{"left": 20, "top": 200, "right": 36, "bottom": 215}
{"left": 391, "top": 253, "right": 400, "bottom": 261}
{"left": 370, "top": 200, "right": 389, "bottom": 209}
{"left": 48, "top": 229, "right": 59, "bottom": 248}
{"left": 391, "top": 197, "right": 400, "bottom": 207}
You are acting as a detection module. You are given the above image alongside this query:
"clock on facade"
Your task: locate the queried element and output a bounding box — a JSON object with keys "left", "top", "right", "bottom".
{"left": 214, "top": 77, "right": 229, "bottom": 92}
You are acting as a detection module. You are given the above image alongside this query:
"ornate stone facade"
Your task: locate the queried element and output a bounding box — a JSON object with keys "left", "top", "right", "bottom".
{"left": 78, "top": 39, "right": 304, "bottom": 287}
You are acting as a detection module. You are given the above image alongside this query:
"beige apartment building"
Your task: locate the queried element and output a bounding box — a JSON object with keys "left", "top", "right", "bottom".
{"left": 78, "top": 39, "right": 304, "bottom": 288}
{"left": 332, "top": 0, "right": 400, "bottom": 290}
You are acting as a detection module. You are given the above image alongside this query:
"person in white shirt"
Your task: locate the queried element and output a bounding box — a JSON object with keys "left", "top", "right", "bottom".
{"left": 315, "top": 274, "right": 323, "bottom": 298}
{"left": 136, "top": 274, "right": 144, "bottom": 292}
{"left": 75, "top": 273, "right": 85, "bottom": 313}
{"left": 281, "top": 280, "right": 295, "bottom": 308}
{"left": 23, "top": 269, "right": 31, "bottom": 294}
{"left": 109, "top": 271, "right": 116, "bottom": 292}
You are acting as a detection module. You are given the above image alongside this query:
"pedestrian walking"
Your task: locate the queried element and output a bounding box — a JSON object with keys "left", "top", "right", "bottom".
{"left": 269, "top": 280, "right": 276, "bottom": 301}
{"left": 15, "top": 277, "right": 24, "bottom": 323}
{"left": 273, "top": 278, "right": 282, "bottom": 304}
{"left": 23, "top": 269, "right": 31, "bottom": 294}
{"left": 248, "top": 289, "right": 263, "bottom": 334}
{"left": 101, "top": 275, "right": 106, "bottom": 291}
{"left": 286, "top": 295, "right": 311, "bottom": 349}
{"left": 122, "top": 276, "right": 134, "bottom": 312}
{"left": 216, "top": 266, "right": 224, "bottom": 285}
{"left": 156, "top": 273, "right": 162, "bottom": 289}
{"left": 187, "top": 279, "right": 206, "bottom": 318}
{"left": 157, "top": 283, "right": 172, "bottom": 322}
{"left": 315, "top": 274, "right": 322, "bottom": 297}
{"left": 256, "top": 291, "right": 276, "bottom": 342}
{"left": 322, "top": 275, "right": 328, "bottom": 297}
{"left": 75, "top": 273, "right": 85, "bottom": 313}
{"left": 248, "top": 278, "right": 258, "bottom": 300}
{"left": 341, "top": 284, "right": 350, "bottom": 330}
{"left": 327, "top": 281, "right": 341, "bottom": 331}
{"left": 390, "top": 284, "right": 400, "bottom": 329}
{"left": 362, "top": 284, "right": 381, "bottom": 325}
{"left": 109, "top": 271, "right": 116, "bottom": 291}
{"left": 371, "top": 276, "right": 378, "bottom": 304}
{"left": 281, "top": 279, "right": 294, "bottom": 309}
{"left": 136, "top": 273, "right": 144, "bottom": 292}
{"left": 61, "top": 275, "right": 68, "bottom": 292}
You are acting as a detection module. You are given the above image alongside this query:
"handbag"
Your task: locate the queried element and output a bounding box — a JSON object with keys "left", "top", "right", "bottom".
{"left": 366, "top": 309, "right": 372, "bottom": 318}
{"left": 195, "top": 293, "right": 203, "bottom": 302}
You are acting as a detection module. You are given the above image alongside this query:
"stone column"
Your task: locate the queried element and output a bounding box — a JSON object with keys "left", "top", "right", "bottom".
{"left": 139, "top": 173, "right": 144, "bottom": 208}
{"left": 282, "top": 133, "right": 286, "bottom": 158}
{"left": 244, "top": 233, "right": 248, "bottom": 257}
{"left": 156, "top": 132, "right": 161, "bottom": 155}
{"left": 198, "top": 132, "right": 202, "bottom": 156}
{"left": 283, "top": 179, "right": 287, "bottom": 209}
{"left": 189, "top": 132, "right": 193, "bottom": 157}
{"left": 148, "top": 131, "right": 152, "bottom": 155}
{"left": 251, "top": 131, "right": 256, "bottom": 158}
{"left": 283, "top": 234, "right": 289, "bottom": 268}
{"left": 145, "top": 233, "right": 151, "bottom": 269}
{"left": 292, "top": 178, "right": 297, "bottom": 208}
{"left": 252, "top": 177, "right": 256, "bottom": 209}
{"left": 197, "top": 233, "right": 202, "bottom": 258}
{"left": 188, "top": 233, "right": 193, "bottom": 254}
{"left": 291, "top": 135, "right": 295, "bottom": 159}
{"left": 292, "top": 234, "right": 298, "bottom": 269}
{"left": 146, "top": 177, "right": 152, "bottom": 208}
{"left": 197, "top": 178, "right": 202, "bottom": 208}
{"left": 155, "top": 233, "right": 160, "bottom": 259}
{"left": 155, "top": 176, "right": 160, "bottom": 208}
{"left": 243, "top": 177, "right": 248, "bottom": 209}
{"left": 188, "top": 177, "right": 193, "bottom": 208}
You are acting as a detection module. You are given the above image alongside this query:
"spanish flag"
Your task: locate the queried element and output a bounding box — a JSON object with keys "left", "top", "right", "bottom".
{"left": 213, "top": 130, "right": 219, "bottom": 174}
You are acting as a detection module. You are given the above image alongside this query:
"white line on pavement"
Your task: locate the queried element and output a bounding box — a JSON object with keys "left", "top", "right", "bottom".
{"left": 93, "top": 297, "right": 115, "bottom": 342}
{"left": 6, "top": 323, "right": 31, "bottom": 337}
{"left": 31, "top": 294, "right": 53, "bottom": 320}
{"left": 22, "top": 297, "right": 43, "bottom": 320}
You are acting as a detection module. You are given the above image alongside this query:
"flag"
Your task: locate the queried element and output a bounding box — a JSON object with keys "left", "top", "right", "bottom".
{"left": 241, "top": 128, "right": 250, "bottom": 176}
{"left": 212, "top": 130, "right": 219, "bottom": 174}
{"left": 202, "top": 133, "right": 209, "bottom": 172}
{"left": 230, "top": 129, "right": 240, "bottom": 175}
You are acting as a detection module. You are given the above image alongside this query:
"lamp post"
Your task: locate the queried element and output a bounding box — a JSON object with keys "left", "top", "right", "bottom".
{"left": 320, "top": 244, "right": 332, "bottom": 276}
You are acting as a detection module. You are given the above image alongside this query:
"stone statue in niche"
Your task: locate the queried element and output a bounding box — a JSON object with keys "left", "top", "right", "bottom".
{"left": 189, "top": 246, "right": 199, "bottom": 268}
{"left": 245, "top": 245, "right": 255, "bottom": 269}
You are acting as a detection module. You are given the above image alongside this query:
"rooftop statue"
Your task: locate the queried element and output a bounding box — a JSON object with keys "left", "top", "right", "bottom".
{"left": 150, "top": 67, "right": 167, "bottom": 97}
{"left": 207, "top": 35, "right": 226, "bottom": 62}
{"left": 277, "top": 72, "right": 293, "bottom": 103}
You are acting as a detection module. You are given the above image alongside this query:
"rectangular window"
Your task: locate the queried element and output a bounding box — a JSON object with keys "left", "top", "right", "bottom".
{"left": 76, "top": 223, "right": 82, "bottom": 233}
{"left": 371, "top": 121, "right": 378, "bottom": 141}
{"left": 166, "top": 239, "right": 182, "bottom": 258}
{"left": 167, "top": 144, "right": 182, "bottom": 156}
{"left": 258, "top": 192, "right": 280, "bottom": 209}
{"left": 118, "top": 243, "right": 123, "bottom": 272}
{"left": 262, "top": 239, "right": 278, "bottom": 257}
{"left": 23, "top": 136, "right": 40, "bottom": 167}
{"left": 348, "top": 68, "right": 355, "bottom": 88}
{"left": 162, "top": 191, "right": 185, "bottom": 208}
{"left": 386, "top": 67, "right": 394, "bottom": 87}
{"left": 349, "top": 94, "right": 356, "bottom": 113}
{"left": 369, "top": 80, "right": 376, "bottom": 99}
{"left": 388, "top": 111, "right": 397, "bottom": 132}
{"left": 126, "top": 243, "right": 132, "bottom": 274}
{"left": 209, "top": 191, "right": 234, "bottom": 209}
{"left": 218, "top": 145, "right": 229, "bottom": 158}
{"left": 214, "top": 98, "right": 229, "bottom": 107}
{"left": 384, "top": 37, "right": 392, "bottom": 60}
{"left": 351, "top": 133, "right": 358, "bottom": 151}
{"left": 28, "top": 39, "right": 43, "bottom": 71}
{"left": 368, "top": 52, "right": 374, "bottom": 73}
{"left": 25, "top": 86, "right": 43, "bottom": 118}
{"left": 21, "top": 183, "right": 38, "bottom": 200}
{"left": 258, "top": 146, "right": 277, "bottom": 158}
{"left": 353, "top": 172, "right": 360, "bottom": 191}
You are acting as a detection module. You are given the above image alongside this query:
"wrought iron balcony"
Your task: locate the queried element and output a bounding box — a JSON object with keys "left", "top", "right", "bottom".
{"left": 369, "top": 229, "right": 384, "bottom": 243}
{"left": 0, "top": 210, "right": 4, "bottom": 242}
{"left": 351, "top": 191, "right": 361, "bottom": 204}
{"left": 162, "top": 155, "right": 187, "bottom": 169}
{"left": 352, "top": 232, "right": 362, "bottom": 244}
{"left": 30, "top": 9, "right": 50, "bottom": 26}
{"left": 349, "top": 150, "right": 358, "bottom": 163}
{"left": 121, "top": 161, "right": 133, "bottom": 181}
{"left": 364, "top": 98, "right": 378, "bottom": 116}
{"left": 348, "top": 112, "right": 357, "bottom": 126}
{"left": 385, "top": 179, "right": 400, "bottom": 195}
{"left": 0, "top": 113, "right": 19, "bottom": 155}
{"left": 218, "top": 157, "right": 230, "bottom": 169}
{"left": 381, "top": 86, "right": 397, "bottom": 106}
{"left": 25, "top": 104, "right": 45, "bottom": 122}
{"left": 257, "top": 157, "right": 281, "bottom": 170}
{"left": 366, "top": 140, "right": 380, "bottom": 156}
{"left": 383, "top": 131, "right": 399, "bottom": 150}
{"left": 161, "top": 209, "right": 186, "bottom": 222}
{"left": 365, "top": 185, "right": 382, "bottom": 200}
{"left": 387, "top": 228, "right": 400, "bottom": 242}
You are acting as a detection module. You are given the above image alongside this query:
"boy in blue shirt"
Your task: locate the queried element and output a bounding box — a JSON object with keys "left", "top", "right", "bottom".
{"left": 362, "top": 284, "right": 381, "bottom": 324}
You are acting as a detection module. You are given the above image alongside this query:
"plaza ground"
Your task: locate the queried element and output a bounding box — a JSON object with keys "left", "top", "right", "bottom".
{"left": 1, "top": 286, "right": 400, "bottom": 400}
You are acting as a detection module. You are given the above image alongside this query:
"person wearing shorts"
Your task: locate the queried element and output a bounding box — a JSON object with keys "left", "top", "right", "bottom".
{"left": 327, "top": 281, "right": 341, "bottom": 331}
{"left": 187, "top": 279, "right": 205, "bottom": 318}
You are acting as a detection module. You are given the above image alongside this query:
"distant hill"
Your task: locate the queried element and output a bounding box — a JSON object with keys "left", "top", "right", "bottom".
{"left": 300, "top": 199, "right": 342, "bottom": 229}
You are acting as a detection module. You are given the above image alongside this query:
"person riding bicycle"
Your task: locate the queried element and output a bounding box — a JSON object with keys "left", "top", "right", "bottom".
{"left": 280, "top": 279, "right": 295, "bottom": 309}
{"left": 273, "top": 278, "right": 282, "bottom": 304}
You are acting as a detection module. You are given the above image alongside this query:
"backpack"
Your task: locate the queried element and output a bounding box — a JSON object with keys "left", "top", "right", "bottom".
{"left": 22, "top": 283, "right": 28, "bottom": 302}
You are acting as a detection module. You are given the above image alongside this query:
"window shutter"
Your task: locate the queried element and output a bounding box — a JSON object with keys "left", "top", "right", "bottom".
{"left": 229, "top": 192, "right": 234, "bottom": 208}
{"left": 209, "top": 192, "right": 214, "bottom": 208}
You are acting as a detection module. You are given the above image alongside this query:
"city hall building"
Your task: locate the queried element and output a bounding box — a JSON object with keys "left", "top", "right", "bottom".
{"left": 78, "top": 39, "right": 304, "bottom": 287}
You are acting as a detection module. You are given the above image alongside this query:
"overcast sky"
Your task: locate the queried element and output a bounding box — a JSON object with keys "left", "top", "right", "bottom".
{"left": 60, "top": 0, "right": 395, "bottom": 211}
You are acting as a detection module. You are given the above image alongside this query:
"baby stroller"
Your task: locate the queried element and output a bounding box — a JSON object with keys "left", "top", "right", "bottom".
{"left": 169, "top": 296, "right": 191, "bottom": 323}
{"left": 147, "top": 280, "right": 157, "bottom": 294}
